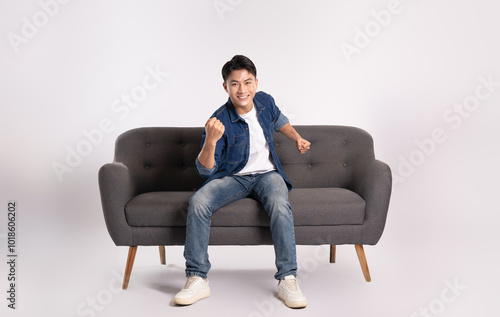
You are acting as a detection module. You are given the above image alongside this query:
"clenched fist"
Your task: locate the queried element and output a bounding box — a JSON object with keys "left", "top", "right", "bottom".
{"left": 296, "top": 137, "right": 311, "bottom": 154}
{"left": 205, "top": 117, "right": 225, "bottom": 145}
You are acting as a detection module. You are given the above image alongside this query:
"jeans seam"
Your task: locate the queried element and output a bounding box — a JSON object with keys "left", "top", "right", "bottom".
{"left": 186, "top": 272, "right": 207, "bottom": 279}
{"left": 211, "top": 189, "right": 249, "bottom": 211}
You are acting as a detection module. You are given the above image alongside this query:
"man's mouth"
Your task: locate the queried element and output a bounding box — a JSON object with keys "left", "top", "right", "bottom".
{"left": 237, "top": 95, "right": 249, "bottom": 100}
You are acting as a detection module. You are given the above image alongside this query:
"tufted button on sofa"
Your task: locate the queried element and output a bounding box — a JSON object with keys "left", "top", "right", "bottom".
{"left": 98, "top": 126, "right": 392, "bottom": 289}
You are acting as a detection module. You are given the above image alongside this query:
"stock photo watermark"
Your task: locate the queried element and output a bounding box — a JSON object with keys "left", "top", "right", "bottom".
{"left": 392, "top": 74, "right": 500, "bottom": 188}
{"left": 76, "top": 269, "right": 124, "bottom": 317}
{"left": 340, "top": 0, "right": 422, "bottom": 64}
{"left": 213, "top": 0, "right": 245, "bottom": 21}
{"left": 6, "top": 201, "right": 18, "bottom": 309}
{"left": 51, "top": 64, "right": 168, "bottom": 182}
{"left": 7, "top": 0, "right": 73, "bottom": 53}
{"left": 410, "top": 277, "right": 467, "bottom": 317}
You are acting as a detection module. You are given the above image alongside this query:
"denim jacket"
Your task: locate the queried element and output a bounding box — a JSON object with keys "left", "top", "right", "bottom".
{"left": 195, "top": 91, "right": 292, "bottom": 190}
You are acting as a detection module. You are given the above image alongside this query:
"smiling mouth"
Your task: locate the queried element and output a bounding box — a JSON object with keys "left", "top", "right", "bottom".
{"left": 237, "top": 95, "right": 250, "bottom": 100}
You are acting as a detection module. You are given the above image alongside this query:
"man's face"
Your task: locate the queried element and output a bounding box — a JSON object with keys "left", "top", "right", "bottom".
{"left": 223, "top": 69, "right": 258, "bottom": 114}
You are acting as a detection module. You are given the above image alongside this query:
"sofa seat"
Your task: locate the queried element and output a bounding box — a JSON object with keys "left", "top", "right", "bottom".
{"left": 124, "top": 188, "right": 366, "bottom": 227}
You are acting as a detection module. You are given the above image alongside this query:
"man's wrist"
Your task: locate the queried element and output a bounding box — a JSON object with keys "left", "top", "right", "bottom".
{"left": 204, "top": 139, "right": 218, "bottom": 148}
{"left": 292, "top": 133, "right": 302, "bottom": 143}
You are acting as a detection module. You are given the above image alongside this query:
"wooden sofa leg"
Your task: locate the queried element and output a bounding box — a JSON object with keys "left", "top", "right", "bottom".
{"left": 330, "top": 245, "right": 336, "bottom": 263}
{"left": 354, "top": 244, "right": 371, "bottom": 282}
{"left": 122, "top": 246, "right": 138, "bottom": 290}
{"left": 159, "top": 246, "right": 166, "bottom": 265}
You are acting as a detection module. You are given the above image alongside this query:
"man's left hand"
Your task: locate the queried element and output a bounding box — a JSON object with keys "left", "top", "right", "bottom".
{"left": 296, "top": 138, "right": 311, "bottom": 154}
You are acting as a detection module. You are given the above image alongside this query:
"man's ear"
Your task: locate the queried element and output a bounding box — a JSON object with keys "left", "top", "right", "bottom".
{"left": 222, "top": 82, "right": 228, "bottom": 93}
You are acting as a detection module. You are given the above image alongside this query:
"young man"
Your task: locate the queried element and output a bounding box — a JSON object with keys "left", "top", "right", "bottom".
{"left": 173, "top": 55, "right": 311, "bottom": 308}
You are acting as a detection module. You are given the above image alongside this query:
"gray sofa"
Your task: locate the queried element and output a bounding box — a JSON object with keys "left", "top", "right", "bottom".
{"left": 98, "top": 126, "right": 392, "bottom": 289}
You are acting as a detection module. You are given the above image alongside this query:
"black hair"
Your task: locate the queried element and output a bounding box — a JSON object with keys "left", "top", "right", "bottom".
{"left": 221, "top": 55, "right": 257, "bottom": 82}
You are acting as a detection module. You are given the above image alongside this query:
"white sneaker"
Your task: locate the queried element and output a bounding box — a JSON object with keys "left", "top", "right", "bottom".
{"left": 173, "top": 276, "right": 210, "bottom": 305}
{"left": 278, "top": 275, "right": 307, "bottom": 308}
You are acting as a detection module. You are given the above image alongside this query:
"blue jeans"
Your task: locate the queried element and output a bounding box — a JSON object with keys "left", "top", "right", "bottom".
{"left": 184, "top": 171, "right": 297, "bottom": 280}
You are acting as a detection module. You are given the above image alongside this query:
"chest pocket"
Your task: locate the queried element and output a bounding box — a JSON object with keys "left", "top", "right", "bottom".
{"left": 227, "top": 133, "right": 245, "bottom": 164}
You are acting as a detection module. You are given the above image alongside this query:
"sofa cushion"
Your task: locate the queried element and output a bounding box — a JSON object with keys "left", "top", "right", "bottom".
{"left": 289, "top": 188, "right": 365, "bottom": 225}
{"left": 124, "top": 188, "right": 365, "bottom": 227}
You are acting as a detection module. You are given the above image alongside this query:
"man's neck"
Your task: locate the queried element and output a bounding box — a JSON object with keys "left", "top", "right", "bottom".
{"left": 235, "top": 102, "right": 254, "bottom": 115}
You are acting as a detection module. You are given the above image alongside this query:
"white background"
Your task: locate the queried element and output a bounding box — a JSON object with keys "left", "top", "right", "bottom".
{"left": 1, "top": 0, "right": 499, "bottom": 316}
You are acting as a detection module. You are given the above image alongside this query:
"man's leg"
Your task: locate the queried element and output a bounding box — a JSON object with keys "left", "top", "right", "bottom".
{"left": 175, "top": 176, "right": 249, "bottom": 305}
{"left": 184, "top": 176, "right": 248, "bottom": 278}
{"left": 251, "top": 171, "right": 297, "bottom": 280}
{"left": 251, "top": 171, "right": 307, "bottom": 309}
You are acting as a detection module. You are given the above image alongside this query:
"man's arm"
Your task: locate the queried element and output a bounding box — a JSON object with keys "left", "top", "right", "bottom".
{"left": 279, "top": 123, "right": 311, "bottom": 154}
{"left": 198, "top": 117, "right": 225, "bottom": 169}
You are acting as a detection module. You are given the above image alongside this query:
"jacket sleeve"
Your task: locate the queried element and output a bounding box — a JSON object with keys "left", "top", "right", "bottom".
{"left": 268, "top": 94, "right": 289, "bottom": 132}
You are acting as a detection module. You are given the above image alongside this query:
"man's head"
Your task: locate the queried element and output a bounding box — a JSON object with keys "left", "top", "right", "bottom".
{"left": 222, "top": 55, "right": 257, "bottom": 82}
{"left": 222, "top": 55, "right": 259, "bottom": 114}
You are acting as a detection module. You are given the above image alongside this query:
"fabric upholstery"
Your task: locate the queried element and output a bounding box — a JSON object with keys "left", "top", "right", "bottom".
{"left": 125, "top": 188, "right": 365, "bottom": 227}
{"left": 99, "top": 126, "right": 392, "bottom": 247}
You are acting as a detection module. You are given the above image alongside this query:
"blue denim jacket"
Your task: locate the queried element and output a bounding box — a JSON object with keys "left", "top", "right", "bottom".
{"left": 196, "top": 91, "right": 292, "bottom": 190}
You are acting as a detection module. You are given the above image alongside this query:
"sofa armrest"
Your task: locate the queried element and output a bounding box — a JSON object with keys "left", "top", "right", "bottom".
{"left": 98, "top": 162, "right": 137, "bottom": 246}
{"left": 351, "top": 159, "right": 392, "bottom": 245}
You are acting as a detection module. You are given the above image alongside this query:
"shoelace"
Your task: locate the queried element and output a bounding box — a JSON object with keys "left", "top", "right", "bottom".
{"left": 281, "top": 278, "right": 299, "bottom": 292}
{"left": 184, "top": 277, "right": 201, "bottom": 289}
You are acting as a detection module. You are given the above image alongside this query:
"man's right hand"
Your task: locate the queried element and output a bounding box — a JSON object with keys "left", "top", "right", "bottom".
{"left": 198, "top": 118, "right": 225, "bottom": 170}
{"left": 205, "top": 117, "right": 225, "bottom": 145}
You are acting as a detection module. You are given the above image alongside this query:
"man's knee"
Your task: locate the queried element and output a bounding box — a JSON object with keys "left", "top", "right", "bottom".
{"left": 261, "top": 190, "right": 292, "bottom": 218}
{"left": 270, "top": 198, "right": 292, "bottom": 214}
{"left": 188, "top": 192, "right": 212, "bottom": 218}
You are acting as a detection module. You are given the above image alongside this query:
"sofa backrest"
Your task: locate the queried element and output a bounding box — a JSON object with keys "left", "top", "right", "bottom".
{"left": 274, "top": 126, "right": 375, "bottom": 189}
{"left": 114, "top": 126, "right": 375, "bottom": 194}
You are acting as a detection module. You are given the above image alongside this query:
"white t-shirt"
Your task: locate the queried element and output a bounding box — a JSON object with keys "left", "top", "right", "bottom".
{"left": 235, "top": 106, "right": 276, "bottom": 176}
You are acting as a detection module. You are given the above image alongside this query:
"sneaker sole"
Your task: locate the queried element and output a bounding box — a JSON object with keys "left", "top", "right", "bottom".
{"left": 173, "top": 289, "right": 211, "bottom": 306}
{"left": 278, "top": 292, "right": 307, "bottom": 309}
